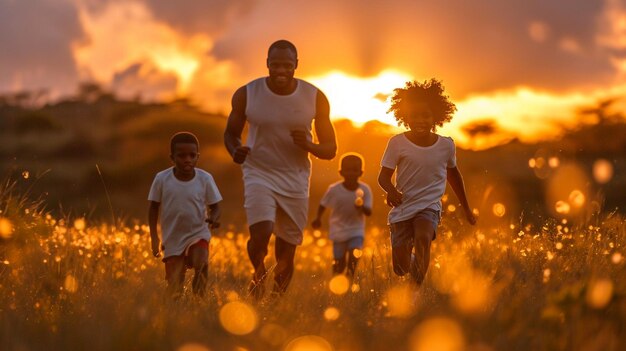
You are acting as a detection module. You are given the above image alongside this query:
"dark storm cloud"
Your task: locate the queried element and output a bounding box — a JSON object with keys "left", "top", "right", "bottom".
{"left": 0, "top": 0, "right": 84, "bottom": 96}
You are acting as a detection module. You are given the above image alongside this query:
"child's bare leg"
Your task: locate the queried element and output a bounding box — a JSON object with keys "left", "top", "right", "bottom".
{"left": 164, "top": 257, "right": 185, "bottom": 298}
{"left": 392, "top": 243, "right": 412, "bottom": 276}
{"left": 412, "top": 219, "right": 435, "bottom": 285}
{"left": 273, "top": 237, "right": 296, "bottom": 294}
{"left": 346, "top": 250, "right": 359, "bottom": 279}
{"left": 333, "top": 255, "right": 347, "bottom": 275}
{"left": 189, "top": 245, "right": 209, "bottom": 296}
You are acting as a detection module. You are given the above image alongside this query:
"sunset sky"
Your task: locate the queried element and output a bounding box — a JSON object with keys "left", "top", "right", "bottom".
{"left": 2, "top": 0, "right": 626, "bottom": 148}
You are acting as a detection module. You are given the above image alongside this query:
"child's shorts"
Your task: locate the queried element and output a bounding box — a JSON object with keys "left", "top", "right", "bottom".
{"left": 332, "top": 236, "right": 364, "bottom": 259}
{"left": 390, "top": 209, "right": 440, "bottom": 249}
{"left": 164, "top": 239, "right": 208, "bottom": 280}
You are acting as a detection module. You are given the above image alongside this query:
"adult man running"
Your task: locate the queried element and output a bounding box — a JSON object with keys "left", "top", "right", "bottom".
{"left": 224, "top": 40, "right": 337, "bottom": 299}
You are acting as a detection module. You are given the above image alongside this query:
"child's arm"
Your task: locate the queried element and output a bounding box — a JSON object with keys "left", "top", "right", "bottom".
{"left": 148, "top": 201, "right": 161, "bottom": 257}
{"left": 378, "top": 167, "right": 403, "bottom": 207}
{"left": 207, "top": 203, "right": 221, "bottom": 229}
{"left": 311, "top": 205, "right": 326, "bottom": 229}
{"left": 446, "top": 167, "right": 477, "bottom": 225}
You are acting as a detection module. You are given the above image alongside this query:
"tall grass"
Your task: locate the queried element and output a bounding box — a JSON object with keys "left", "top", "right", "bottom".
{"left": 1, "top": 186, "right": 624, "bottom": 351}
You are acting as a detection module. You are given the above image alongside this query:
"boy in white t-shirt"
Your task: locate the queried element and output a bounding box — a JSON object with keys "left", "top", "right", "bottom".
{"left": 378, "top": 79, "right": 476, "bottom": 286}
{"left": 312, "top": 153, "right": 372, "bottom": 278}
{"left": 148, "top": 132, "right": 222, "bottom": 298}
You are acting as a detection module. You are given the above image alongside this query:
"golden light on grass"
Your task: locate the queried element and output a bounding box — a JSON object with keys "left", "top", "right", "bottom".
{"left": 64, "top": 275, "right": 78, "bottom": 293}
{"left": 409, "top": 317, "right": 465, "bottom": 351}
{"left": 586, "top": 279, "right": 614, "bottom": 309}
{"left": 452, "top": 272, "right": 492, "bottom": 314}
{"left": 307, "top": 70, "right": 412, "bottom": 126}
{"left": 74, "top": 218, "right": 86, "bottom": 231}
{"left": 555, "top": 201, "right": 570, "bottom": 214}
{"left": 284, "top": 335, "right": 333, "bottom": 351}
{"left": 492, "top": 203, "right": 506, "bottom": 217}
{"left": 568, "top": 190, "right": 585, "bottom": 208}
{"left": 259, "top": 323, "right": 288, "bottom": 347}
{"left": 0, "top": 217, "right": 14, "bottom": 239}
{"left": 384, "top": 284, "right": 418, "bottom": 318}
{"left": 323, "top": 307, "right": 340, "bottom": 321}
{"left": 593, "top": 159, "right": 614, "bottom": 184}
{"left": 176, "top": 343, "right": 211, "bottom": 351}
{"left": 329, "top": 275, "right": 350, "bottom": 295}
{"left": 219, "top": 301, "right": 259, "bottom": 335}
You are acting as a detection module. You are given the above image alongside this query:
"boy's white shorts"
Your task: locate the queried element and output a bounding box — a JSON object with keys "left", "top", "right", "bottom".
{"left": 244, "top": 183, "right": 308, "bottom": 245}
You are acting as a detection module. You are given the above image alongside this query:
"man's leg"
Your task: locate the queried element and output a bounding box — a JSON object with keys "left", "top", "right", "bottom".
{"left": 247, "top": 221, "right": 273, "bottom": 299}
{"left": 189, "top": 241, "right": 209, "bottom": 296}
{"left": 411, "top": 218, "right": 435, "bottom": 285}
{"left": 273, "top": 236, "right": 296, "bottom": 294}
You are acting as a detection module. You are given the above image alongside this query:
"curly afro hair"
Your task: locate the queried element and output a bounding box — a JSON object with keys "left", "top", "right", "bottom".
{"left": 388, "top": 79, "right": 457, "bottom": 130}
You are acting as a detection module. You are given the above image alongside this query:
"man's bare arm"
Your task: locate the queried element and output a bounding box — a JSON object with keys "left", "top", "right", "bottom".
{"left": 224, "top": 86, "right": 251, "bottom": 164}
{"left": 292, "top": 90, "right": 337, "bottom": 160}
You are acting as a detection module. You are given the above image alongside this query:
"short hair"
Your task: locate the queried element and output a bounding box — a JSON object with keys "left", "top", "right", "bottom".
{"left": 170, "top": 132, "right": 199, "bottom": 154}
{"left": 388, "top": 79, "right": 457, "bottom": 130}
{"left": 340, "top": 152, "right": 364, "bottom": 171}
{"left": 268, "top": 40, "right": 298, "bottom": 58}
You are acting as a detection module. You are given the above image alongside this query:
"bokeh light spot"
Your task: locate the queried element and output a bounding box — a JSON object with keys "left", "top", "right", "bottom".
{"left": 592, "top": 159, "right": 613, "bottom": 184}
{"left": 384, "top": 284, "right": 418, "bottom": 318}
{"left": 64, "top": 275, "right": 78, "bottom": 293}
{"left": 0, "top": 217, "right": 14, "bottom": 239}
{"left": 492, "top": 203, "right": 506, "bottom": 217}
{"left": 219, "top": 301, "right": 259, "bottom": 335}
{"left": 323, "top": 307, "right": 340, "bottom": 321}
{"left": 284, "top": 335, "right": 333, "bottom": 351}
{"left": 586, "top": 279, "right": 614, "bottom": 309}
{"left": 410, "top": 317, "right": 465, "bottom": 351}
{"left": 329, "top": 275, "right": 350, "bottom": 295}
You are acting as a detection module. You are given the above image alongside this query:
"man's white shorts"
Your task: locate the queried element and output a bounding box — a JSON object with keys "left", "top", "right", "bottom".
{"left": 244, "top": 183, "right": 308, "bottom": 245}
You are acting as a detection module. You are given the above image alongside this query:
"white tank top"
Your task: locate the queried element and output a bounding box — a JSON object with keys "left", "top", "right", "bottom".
{"left": 243, "top": 77, "right": 318, "bottom": 198}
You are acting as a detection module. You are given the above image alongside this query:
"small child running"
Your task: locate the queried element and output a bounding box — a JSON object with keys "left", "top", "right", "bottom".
{"left": 378, "top": 79, "right": 476, "bottom": 287}
{"left": 148, "top": 132, "right": 222, "bottom": 298}
{"left": 312, "top": 153, "right": 372, "bottom": 278}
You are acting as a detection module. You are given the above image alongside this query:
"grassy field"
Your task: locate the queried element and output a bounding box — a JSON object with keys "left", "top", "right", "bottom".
{"left": 1, "top": 180, "right": 625, "bottom": 351}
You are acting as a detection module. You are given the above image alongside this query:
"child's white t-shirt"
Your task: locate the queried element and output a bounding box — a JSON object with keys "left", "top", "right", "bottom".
{"left": 320, "top": 181, "right": 373, "bottom": 241}
{"left": 380, "top": 133, "right": 456, "bottom": 224}
{"left": 148, "top": 168, "right": 222, "bottom": 258}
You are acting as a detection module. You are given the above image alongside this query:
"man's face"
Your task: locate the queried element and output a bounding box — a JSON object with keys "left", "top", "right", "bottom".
{"left": 267, "top": 48, "right": 298, "bottom": 89}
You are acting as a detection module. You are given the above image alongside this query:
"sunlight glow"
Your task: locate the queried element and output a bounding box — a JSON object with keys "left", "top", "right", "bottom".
{"left": 306, "top": 70, "right": 413, "bottom": 126}
{"left": 586, "top": 279, "right": 614, "bottom": 309}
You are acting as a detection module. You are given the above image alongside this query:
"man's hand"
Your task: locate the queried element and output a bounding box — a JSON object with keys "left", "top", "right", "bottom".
{"left": 206, "top": 217, "right": 221, "bottom": 229}
{"left": 465, "top": 210, "right": 477, "bottom": 225}
{"left": 386, "top": 189, "right": 403, "bottom": 207}
{"left": 232, "top": 146, "right": 250, "bottom": 164}
{"left": 291, "top": 130, "right": 310, "bottom": 151}
{"left": 151, "top": 240, "right": 162, "bottom": 258}
{"left": 312, "top": 218, "right": 322, "bottom": 229}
